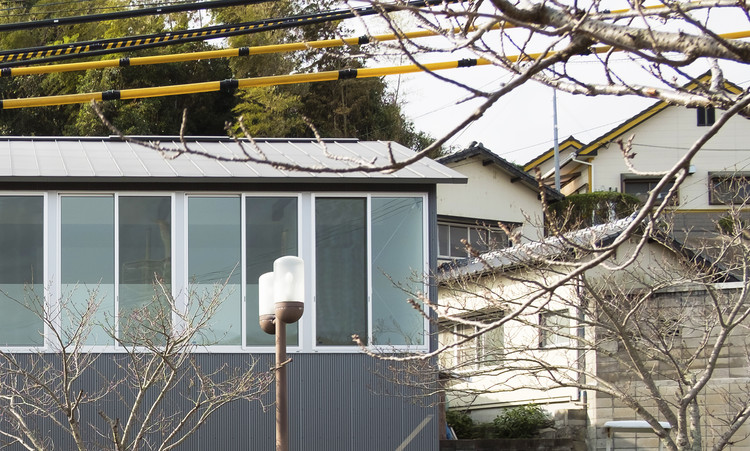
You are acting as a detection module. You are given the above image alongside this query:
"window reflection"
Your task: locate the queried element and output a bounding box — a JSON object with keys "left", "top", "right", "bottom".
{"left": 61, "top": 196, "right": 115, "bottom": 346}
{"left": 118, "top": 196, "right": 172, "bottom": 344}
{"left": 0, "top": 196, "right": 44, "bottom": 346}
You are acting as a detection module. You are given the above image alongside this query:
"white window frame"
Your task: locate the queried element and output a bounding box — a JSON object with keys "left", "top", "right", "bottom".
{"left": 539, "top": 309, "right": 571, "bottom": 349}
{"left": 4, "top": 191, "right": 429, "bottom": 354}
{"left": 438, "top": 221, "right": 509, "bottom": 261}
{"left": 311, "top": 193, "right": 429, "bottom": 353}
{"left": 0, "top": 192, "right": 49, "bottom": 353}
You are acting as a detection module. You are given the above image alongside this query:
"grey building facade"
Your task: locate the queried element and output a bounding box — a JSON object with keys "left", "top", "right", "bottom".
{"left": 0, "top": 136, "right": 465, "bottom": 450}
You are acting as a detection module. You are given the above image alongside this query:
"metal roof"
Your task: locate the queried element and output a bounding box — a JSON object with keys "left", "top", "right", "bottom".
{"left": 440, "top": 214, "right": 637, "bottom": 278}
{"left": 439, "top": 142, "right": 564, "bottom": 200}
{"left": 0, "top": 136, "right": 467, "bottom": 184}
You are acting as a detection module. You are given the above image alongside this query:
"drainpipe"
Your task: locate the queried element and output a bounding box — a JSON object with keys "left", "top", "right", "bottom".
{"left": 552, "top": 89, "right": 561, "bottom": 192}
{"left": 571, "top": 154, "right": 594, "bottom": 193}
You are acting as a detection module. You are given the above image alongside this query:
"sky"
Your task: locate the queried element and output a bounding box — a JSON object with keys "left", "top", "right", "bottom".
{"left": 346, "top": 2, "right": 750, "bottom": 166}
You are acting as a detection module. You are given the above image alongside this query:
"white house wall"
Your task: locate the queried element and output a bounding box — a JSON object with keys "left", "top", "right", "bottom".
{"left": 588, "top": 106, "right": 750, "bottom": 210}
{"left": 438, "top": 156, "right": 546, "bottom": 242}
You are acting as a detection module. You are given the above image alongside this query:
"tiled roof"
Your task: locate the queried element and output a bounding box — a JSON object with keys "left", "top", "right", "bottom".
{"left": 438, "top": 142, "right": 563, "bottom": 200}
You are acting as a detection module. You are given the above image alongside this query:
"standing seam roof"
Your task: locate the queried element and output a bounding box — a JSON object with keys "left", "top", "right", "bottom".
{"left": 0, "top": 137, "right": 467, "bottom": 184}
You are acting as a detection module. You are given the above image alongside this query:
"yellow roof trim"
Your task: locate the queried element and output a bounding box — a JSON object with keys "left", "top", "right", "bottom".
{"left": 523, "top": 138, "right": 583, "bottom": 171}
{"left": 578, "top": 102, "right": 669, "bottom": 156}
{"left": 525, "top": 74, "right": 744, "bottom": 167}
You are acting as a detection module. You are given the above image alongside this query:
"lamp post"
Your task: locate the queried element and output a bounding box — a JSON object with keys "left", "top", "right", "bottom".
{"left": 259, "top": 256, "right": 304, "bottom": 451}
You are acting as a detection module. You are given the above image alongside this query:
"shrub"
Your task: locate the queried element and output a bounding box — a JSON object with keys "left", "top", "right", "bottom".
{"left": 493, "top": 404, "right": 554, "bottom": 439}
{"left": 547, "top": 191, "right": 641, "bottom": 232}
{"left": 446, "top": 410, "right": 474, "bottom": 439}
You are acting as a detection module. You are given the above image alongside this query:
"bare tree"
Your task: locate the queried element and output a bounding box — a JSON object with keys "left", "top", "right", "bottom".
{"left": 363, "top": 198, "right": 750, "bottom": 450}
{"left": 0, "top": 279, "right": 272, "bottom": 451}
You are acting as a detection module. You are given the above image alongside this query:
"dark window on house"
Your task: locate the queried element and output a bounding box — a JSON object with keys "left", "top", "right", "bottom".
{"left": 622, "top": 178, "right": 679, "bottom": 205}
{"left": 697, "top": 106, "right": 715, "bottom": 127}
{"left": 438, "top": 223, "right": 509, "bottom": 260}
{"left": 446, "top": 320, "right": 504, "bottom": 369}
{"left": 246, "top": 196, "right": 298, "bottom": 347}
{"left": 709, "top": 174, "right": 750, "bottom": 205}
{"left": 539, "top": 310, "right": 570, "bottom": 348}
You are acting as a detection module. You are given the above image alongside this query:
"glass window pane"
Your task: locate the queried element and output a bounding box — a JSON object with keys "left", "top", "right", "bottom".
{"left": 438, "top": 224, "right": 449, "bottom": 257}
{"left": 246, "top": 197, "right": 298, "bottom": 346}
{"left": 61, "top": 196, "right": 115, "bottom": 346}
{"left": 315, "top": 198, "right": 367, "bottom": 346}
{"left": 118, "top": 196, "right": 172, "bottom": 344}
{"left": 469, "top": 228, "right": 488, "bottom": 253}
{"left": 0, "top": 196, "right": 44, "bottom": 346}
{"left": 540, "top": 310, "right": 570, "bottom": 347}
{"left": 449, "top": 225, "right": 467, "bottom": 258}
{"left": 372, "top": 197, "right": 424, "bottom": 346}
{"left": 189, "top": 197, "right": 242, "bottom": 346}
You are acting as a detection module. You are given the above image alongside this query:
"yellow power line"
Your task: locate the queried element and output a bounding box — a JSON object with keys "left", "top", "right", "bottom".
{"left": 1, "top": 27, "right": 748, "bottom": 109}
{"left": 1, "top": 26, "right": 500, "bottom": 78}
{"left": 0, "top": 58, "right": 494, "bottom": 109}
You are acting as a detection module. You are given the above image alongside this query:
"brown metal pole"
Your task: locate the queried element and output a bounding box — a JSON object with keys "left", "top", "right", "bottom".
{"left": 276, "top": 319, "right": 288, "bottom": 451}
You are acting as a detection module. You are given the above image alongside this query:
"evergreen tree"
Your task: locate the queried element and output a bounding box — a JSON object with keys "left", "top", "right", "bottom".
{"left": 0, "top": 0, "right": 434, "bottom": 150}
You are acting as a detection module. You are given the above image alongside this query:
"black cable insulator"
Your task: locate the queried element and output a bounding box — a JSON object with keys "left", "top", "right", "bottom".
{"left": 338, "top": 68, "right": 358, "bottom": 80}
{"left": 101, "top": 90, "right": 121, "bottom": 101}
{"left": 238, "top": 47, "right": 250, "bottom": 56}
{"left": 219, "top": 79, "right": 239, "bottom": 93}
{"left": 357, "top": 36, "right": 370, "bottom": 45}
{"left": 119, "top": 57, "right": 130, "bottom": 67}
{"left": 0, "top": 68, "right": 10, "bottom": 77}
{"left": 457, "top": 58, "right": 478, "bottom": 68}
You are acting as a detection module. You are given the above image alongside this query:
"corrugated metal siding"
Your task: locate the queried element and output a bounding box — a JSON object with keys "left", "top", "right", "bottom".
{"left": 0, "top": 353, "right": 438, "bottom": 450}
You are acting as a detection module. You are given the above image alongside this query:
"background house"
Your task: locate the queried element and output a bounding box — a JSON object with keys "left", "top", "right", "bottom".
{"left": 436, "top": 142, "right": 563, "bottom": 263}
{"left": 0, "top": 136, "right": 465, "bottom": 450}
{"left": 524, "top": 78, "right": 750, "bottom": 236}
{"left": 438, "top": 216, "right": 750, "bottom": 450}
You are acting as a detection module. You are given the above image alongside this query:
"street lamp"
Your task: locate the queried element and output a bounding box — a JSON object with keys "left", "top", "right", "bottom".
{"left": 258, "top": 256, "right": 304, "bottom": 451}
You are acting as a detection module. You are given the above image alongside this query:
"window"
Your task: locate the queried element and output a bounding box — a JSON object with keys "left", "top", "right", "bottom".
{"left": 438, "top": 222, "right": 509, "bottom": 260}
{"left": 372, "top": 197, "right": 425, "bottom": 346}
{"left": 3, "top": 192, "right": 427, "bottom": 351}
{"left": 444, "top": 321, "right": 504, "bottom": 369}
{"left": 118, "top": 196, "right": 172, "bottom": 344}
{"left": 709, "top": 174, "right": 750, "bottom": 205}
{"left": 315, "top": 196, "right": 425, "bottom": 347}
{"left": 697, "top": 106, "right": 716, "bottom": 127}
{"left": 0, "top": 196, "right": 44, "bottom": 346}
{"left": 622, "top": 178, "right": 679, "bottom": 205}
{"left": 539, "top": 310, "right": 570, "bottom": 348}
{"left": 61, "top": 196, "right": 115, "bottom": 346}
{"left": 188, "top": 196, "right": 242, "bottom": 346}
{"left": 245, "top": 196, "right": 298, "bottom": 347}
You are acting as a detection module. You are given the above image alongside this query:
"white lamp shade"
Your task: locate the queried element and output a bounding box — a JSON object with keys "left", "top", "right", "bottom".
{"left": 258, "top": 271, "right": 276, "bottom": 316}
{"left": 273, "top": 256, "right": 304, "bottom": 303}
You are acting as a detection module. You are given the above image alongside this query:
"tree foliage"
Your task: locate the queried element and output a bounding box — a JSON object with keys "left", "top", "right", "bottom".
{"left": 0, "top": 0, "right": 432, "bottom": 149}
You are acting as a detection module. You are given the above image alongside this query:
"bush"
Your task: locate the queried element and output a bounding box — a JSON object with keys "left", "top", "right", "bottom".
{"left": 547, "top": 191, "right": 641, "bottom": 232}
{"left": 446, "top": 410, "right": 474, "bottom": 439}
{"left": 493, "top": 405, "right": 554, "bottom": 439}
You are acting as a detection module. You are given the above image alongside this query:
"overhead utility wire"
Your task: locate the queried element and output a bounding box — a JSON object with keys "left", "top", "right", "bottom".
{"left": 0, "top": 0, "right": 456, "bottom": 67}
{"left": 5, "top": 25, "right": 750, "bottom": 110}
{"left": 0, "top": 0, "right": 272, "bottom": 32}
{"left": 0, "top": 25, "right": 502, "bottom": 78}
{"left": 0, "top": 55, "right": 516, "bottom": 109}
{"left": 1, "top": 0, "right": 233, "bottom": 16}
